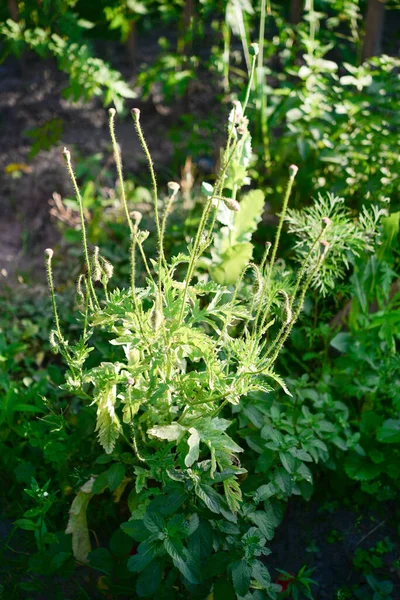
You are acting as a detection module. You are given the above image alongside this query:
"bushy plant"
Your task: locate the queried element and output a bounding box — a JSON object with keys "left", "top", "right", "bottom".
{"left": 38, "top": 46, "right": 386, "bottom": 598}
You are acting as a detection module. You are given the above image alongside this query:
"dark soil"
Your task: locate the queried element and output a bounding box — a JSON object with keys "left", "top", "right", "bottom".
{"left": 0, "top": 46, "right": 223, "bottom": 284}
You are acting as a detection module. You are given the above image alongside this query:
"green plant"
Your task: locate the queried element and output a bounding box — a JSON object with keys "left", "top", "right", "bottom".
{"left": 41, "top": 45, "right": 366, "bottom": 597}
{"left": 275, "top": 565, "right": 317, "bottom": 599}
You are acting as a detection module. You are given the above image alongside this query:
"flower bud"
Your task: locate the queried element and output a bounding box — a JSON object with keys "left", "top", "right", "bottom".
{"left": 108, "top": 107, "right": 116, "bottom": 118}
{"left": 168, "top": 181, "right": 180, "bottom": 193}
{"left": 131, "top": 211, "right": 142, "bottom": 226}
{"left": 223, "top": 197, "right": 241, "bottom": 212}
{"left": 62, "top": 147, "right": 71, "bottom": 162}
{"left": 289, "top": 164, "right": 299, "bottom": 177}
{"left": 321, "top": 217, "right": 331, "bottom": 229}
{"left": 131, "top": 108, "right": 141, "bottom": 120}
{"left": 45, "top": 248, "right": 54, "bottom": 260}
{"left": 249, "top": 43, "right": 259, "bottom": 57}
{"left": 320, "top": 240, "right": 330, "bottom": 256}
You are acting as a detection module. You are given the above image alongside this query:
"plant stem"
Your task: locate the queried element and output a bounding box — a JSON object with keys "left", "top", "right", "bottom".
{"left": 108, "top": 109, "right": 134, "bottom": 234}
{"left": 131, "top": 109, "right": 163, "bottom": 295}
{"left": 63, "top": 148, "right": 99, "bottom": 309}
{"left": 253, "top": 166, "right": 298, "bottom": 335}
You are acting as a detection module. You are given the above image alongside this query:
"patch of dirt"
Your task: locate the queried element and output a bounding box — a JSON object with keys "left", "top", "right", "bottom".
{"left": 0, "top": 45, "right": 222, "bottom": 285}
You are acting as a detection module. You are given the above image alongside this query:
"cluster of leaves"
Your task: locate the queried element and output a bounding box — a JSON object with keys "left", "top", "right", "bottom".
{"left": 0, "top": 3, "right": 136, "bottom": 111}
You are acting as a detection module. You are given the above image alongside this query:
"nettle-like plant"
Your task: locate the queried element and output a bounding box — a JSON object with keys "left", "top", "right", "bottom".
{"left": 44, "top": 47, "right": 382, "bottom": 599}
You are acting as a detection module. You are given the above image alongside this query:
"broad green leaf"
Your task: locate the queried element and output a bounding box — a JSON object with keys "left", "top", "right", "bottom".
{"left": 252, "top": 560, "right": 271, "bottom": 589}
{"left": 128, "top": 540, "right": 161, "bottom": 573}
{"left": 344, "top": 454, "right": 381, "bottom": 481}
{"left": 248, "top": 511, "right": 275, "bottom": 540}
{"left": 164, "top": 538, "right": 198, "bottom": 584}
{"left": 377, "top": 419, "right": 400, "bottom": 444}
{"left": 231, "top": 559, "right": 251, "bottom": 597}
{"left": 107, "top": 463, "right": 125, "bottom": 492}
{"left": 211, "top": 242, "right": 253, "bottom": 285}
{"left": 136, "top": 559, "right": 163, "bottom": 597}
{"left": 143, "top": 512, "right": 166, "bottom": 534}
{"left": 194, "top": 484, "right": 222, "bottom": 514}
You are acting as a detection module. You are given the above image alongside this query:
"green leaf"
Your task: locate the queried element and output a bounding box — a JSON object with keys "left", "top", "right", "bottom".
{"left": 234, "top": 190, "right": 265, "bottom": 243}
{"left": 344, "top": 454, "right": 381, "bottom": 481}
{"left": 121, "top": 519, "right": 149, "bottom": 542}
{"left": 110, "top": 529, "right": 133, "bottom": 559}
{"left": 330, "top": 332, "right": 351, "bottom": 353}
{"left": 194, "top": 484, "right": 222, "bottom": 514}
{"left": 211, "top": 242, "right": 254, "bottom": 286}
{"left": 14, "top": 518, "right": 37, "bottom": 531}
{"left": 143, "top": 512, "right": 166, "bottom": 534}
{"left": 248, "top": 511, "right": 275, "bottom": 540}
{"left": 66, "top": 479, "right": 94, "bottom": 563}
{"left": 377, "top": 419, "right": 400, "bottom": 444}
{"left": 107, "top": 463, "right": 126, "bottom": 492}
{"left": 252, "top": 560, "right": 271, "bottom": 589}
{"left": 128, "top": 540, "right": 161, "bottom": 573}
{"left": 185, "top": 428, "right": 200, "bottom": 467}
{"left": 164, "top": 538, "right": 198, "bottom": 584}
{"left": 147, "top": 423, "right": 185, "bottom": 442}
{"left": 231, "top": 559, "right": 251, "bottom": 597}
{"left": 136, "top": 559, "right": 163, "bottom": 597}
{"left": 378, "top": 212, "right": 400, "bottom": 259}
{"left": 88, "top": 548, "right": 114, "bottom": 574}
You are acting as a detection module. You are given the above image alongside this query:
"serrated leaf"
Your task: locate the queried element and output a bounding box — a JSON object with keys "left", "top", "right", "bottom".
{"left": 252, "top": 560, "right": 271, "bottom": 589}
{"left": 143, "top": 512, "right": 165, "bottom": 534}
{"left": 248, "top": 511, "right": 275, "bottom": 540}
{"left": 128, "top": 540, "right": 161, "bottom": 573}
{"left": 164, "top": 538, "right": 198, "bottom": 584}
{"left": 231, "top": 559, "right": 251, "bottom": 597}
{"left": 136, "top": 559, "right": 163, "bottom": 597}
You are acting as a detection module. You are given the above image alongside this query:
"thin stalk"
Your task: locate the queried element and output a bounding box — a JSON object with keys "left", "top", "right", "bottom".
{"left": 108, "top": 109, "right": 134, "bottom": 234}
{"left": 131, "top": 109, "right": 163, "bottom": 290}
{"left": 63, "top": 148, "right": 99, "bottom": 309}
{"left": 266, "top": 243, "right": 329, "bottom": 368}
{"left": 253, "top": 165, "right": 298, "bottom": 334}
{"left": 160, "top": 183, "right": 180, "bottom": 255}
{"left": 45, "top": 249, "right": 62, "bottom": 343}
{"left": 217, "top": 263, "right": 252, "bottom": 343}
{"left": 242, "top": 51, "right": 257, "bottom": 115}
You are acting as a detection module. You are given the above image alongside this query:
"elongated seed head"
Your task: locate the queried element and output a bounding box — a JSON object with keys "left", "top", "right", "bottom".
{"left": 223, "top": 197, "right": 241, "bottom": 212}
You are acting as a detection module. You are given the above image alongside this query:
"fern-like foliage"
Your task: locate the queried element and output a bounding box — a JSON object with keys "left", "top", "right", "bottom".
{"left": 286, "top": 193, "right": 386, "bottom": 295}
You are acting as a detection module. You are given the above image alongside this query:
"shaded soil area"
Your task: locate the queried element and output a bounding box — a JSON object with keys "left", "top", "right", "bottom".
{"left": 0, "top": 46, "right": 222, "bottom": 284}
{"left": 268, "top": 494, "right": 400, "bottom": 599}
